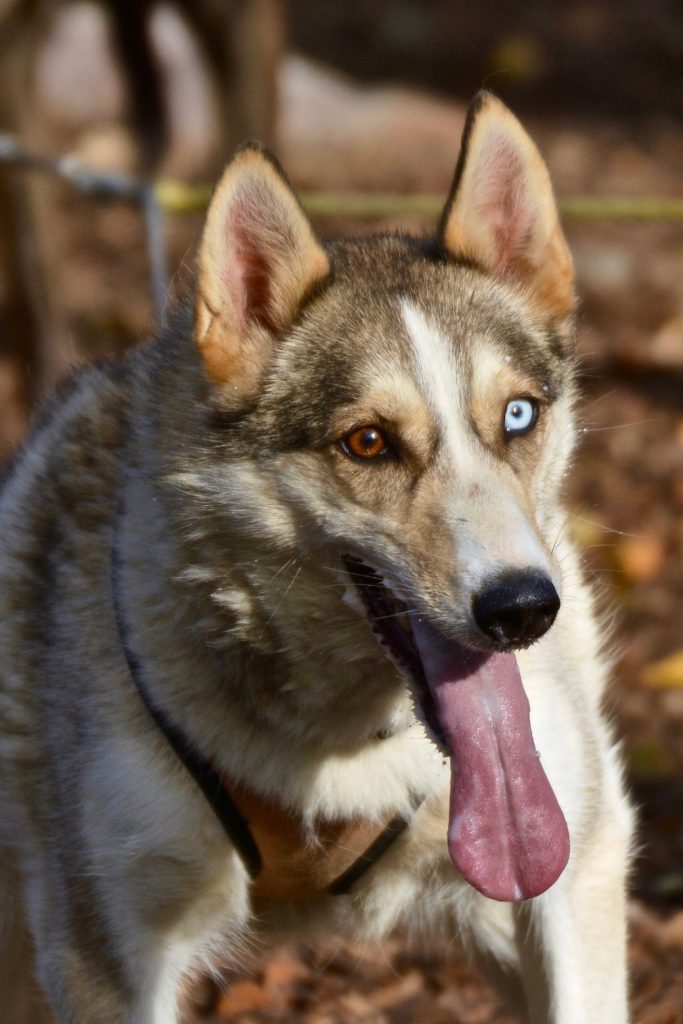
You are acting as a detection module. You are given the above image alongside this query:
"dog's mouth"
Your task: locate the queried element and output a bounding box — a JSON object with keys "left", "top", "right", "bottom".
{"left": 342, "top": 554, "right": 570, "bottom": 902}
{"left": 342, "top": 555, "right": 446, "bottom": 750}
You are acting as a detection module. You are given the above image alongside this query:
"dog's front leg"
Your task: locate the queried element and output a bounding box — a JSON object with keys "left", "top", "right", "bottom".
{"left": 516, "top": 802, "right": 632, "bottom": 1024}
{"left": 31, "top": 908, "right": 196, "bottom": 1024}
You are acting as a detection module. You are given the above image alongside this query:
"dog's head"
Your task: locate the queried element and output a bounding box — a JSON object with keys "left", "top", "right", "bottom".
{"left": 189, "top": 91, "right": 575, "bottom": 647}
{"left": 174, "top": 93, "right": 577, "bottom": 900}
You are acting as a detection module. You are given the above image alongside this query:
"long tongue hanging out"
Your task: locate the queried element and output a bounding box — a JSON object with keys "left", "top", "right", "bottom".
{"left": 409, "top": 615, "right": 570, "bottom": 902}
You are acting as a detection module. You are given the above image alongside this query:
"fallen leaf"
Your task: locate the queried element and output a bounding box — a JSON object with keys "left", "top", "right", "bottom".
{"left": 215, "top": 978, "right": 271, "bottom": 1016}
{"left": 642, "top": 650, "right": 683, "bottom": 689}
{"left": 615, "top": 534, "right": 665, "bottom": 583}
{"left": 648, "top": 316, "right": 683, "bottom": 372}
{"left": 371, "top": 970, "right": 423, "bottom": 1009}
{"left": 263, "top": 949, "right": 309, "bottom": 992}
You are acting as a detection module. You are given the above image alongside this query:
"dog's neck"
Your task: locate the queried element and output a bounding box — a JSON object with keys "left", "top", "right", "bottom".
{"left": 115, "top": 469, "right": 446, "bottom": 825}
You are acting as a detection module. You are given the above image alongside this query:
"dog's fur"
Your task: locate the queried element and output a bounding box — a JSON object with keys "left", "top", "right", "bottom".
{"left": 0, "top": 93, "right": 632, "bottom": 1023}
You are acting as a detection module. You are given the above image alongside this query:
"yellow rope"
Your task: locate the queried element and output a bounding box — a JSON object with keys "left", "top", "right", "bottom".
{"left": 154, "top": 180, "right": 683, "bottom": 222}
{"left": 2, "top": 136, "right": 680, "bottom": 223}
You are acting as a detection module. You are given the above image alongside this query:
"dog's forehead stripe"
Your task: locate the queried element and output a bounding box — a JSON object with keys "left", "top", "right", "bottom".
{"left": 400, "top": 299, "right": 467, "bottom": 454}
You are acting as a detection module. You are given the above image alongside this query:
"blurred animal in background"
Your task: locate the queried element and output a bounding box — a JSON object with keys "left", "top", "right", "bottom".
{"left": 0, "top": 92, "right": 632, "bottom": 1023}
{"left": 108, "top": 0, "right": 284, "bottom": 168}
{"left": 0, "top": 0, "right": 284, "bottom": 410}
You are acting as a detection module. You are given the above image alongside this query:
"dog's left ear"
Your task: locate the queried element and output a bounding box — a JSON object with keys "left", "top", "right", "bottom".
{"left": 439, "top": 92, "right": 574, "bottom": 321}
{"left": 195, "top": 143, "right": 330, "bottom": 394}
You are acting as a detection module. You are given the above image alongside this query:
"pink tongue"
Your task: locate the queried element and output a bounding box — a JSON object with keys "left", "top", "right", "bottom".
{"left": 410, "top": 616, "right": 570, "bottom": 901}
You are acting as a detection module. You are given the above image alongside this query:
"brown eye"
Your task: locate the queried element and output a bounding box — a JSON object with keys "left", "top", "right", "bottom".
{"left": 341, "top": 426, "right": 391, "bottom": 460}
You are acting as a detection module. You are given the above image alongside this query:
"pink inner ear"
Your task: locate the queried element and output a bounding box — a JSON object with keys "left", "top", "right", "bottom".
{"left": 474, "top": 133, "right": 535, "bottom": 272}
{"left": 221, "top": 186, "right": 275, "bottom": 331}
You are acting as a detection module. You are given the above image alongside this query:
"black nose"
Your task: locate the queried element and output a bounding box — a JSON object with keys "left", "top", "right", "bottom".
{"left": 473, "top": 570, "right": 560, "bottom": 648}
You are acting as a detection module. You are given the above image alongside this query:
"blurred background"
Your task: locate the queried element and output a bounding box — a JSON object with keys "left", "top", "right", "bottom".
{"left": 0, "top": 1, "right": 681, "bottom": 1020}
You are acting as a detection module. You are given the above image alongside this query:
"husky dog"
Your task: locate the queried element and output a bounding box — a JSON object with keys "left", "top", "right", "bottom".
{"left": 0, "top": 92, "right": 632, "bottom": 1023}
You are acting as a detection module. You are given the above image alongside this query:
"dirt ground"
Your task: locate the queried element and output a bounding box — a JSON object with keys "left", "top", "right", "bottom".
{"left": 0, "top": 12, "right": 681, "bottom": 1021}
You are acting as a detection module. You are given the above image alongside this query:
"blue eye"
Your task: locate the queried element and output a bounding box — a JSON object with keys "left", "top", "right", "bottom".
{"left": 504, "top": 398, "right": 538, "bottom": 436}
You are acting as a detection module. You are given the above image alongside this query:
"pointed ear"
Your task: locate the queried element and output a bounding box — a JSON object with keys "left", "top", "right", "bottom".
{"left": 194, "top": 143, "right": 330, "bottom": 394}
{"left": 439, "top": 92, "right": 574, "bottom": 321}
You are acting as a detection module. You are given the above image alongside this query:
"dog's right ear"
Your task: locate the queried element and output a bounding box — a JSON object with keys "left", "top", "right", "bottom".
{"left": 194, "top": 144, "right": 330, "bottom": 396}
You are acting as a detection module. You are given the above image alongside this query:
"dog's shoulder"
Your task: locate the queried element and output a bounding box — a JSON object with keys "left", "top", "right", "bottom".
{"left": 0, "top": 355, "right": 136, "bottom": 611}
{"left": 2, "top": 357, "right": 129, "bottom": 497}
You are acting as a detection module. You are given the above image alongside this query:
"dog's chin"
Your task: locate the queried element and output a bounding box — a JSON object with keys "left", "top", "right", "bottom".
{"left": 341, "top": 554, "right": 453, "bottom": 751}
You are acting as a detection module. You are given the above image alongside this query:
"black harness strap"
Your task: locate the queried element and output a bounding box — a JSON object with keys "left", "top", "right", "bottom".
{"left": 111, "top": 506, "right": 262, "bottom": 879}
{"left": 328, "top": 814, "right": 410, "bottom": 894}
{"left": 110, "top": 496, "right": 415, "bottom": 896}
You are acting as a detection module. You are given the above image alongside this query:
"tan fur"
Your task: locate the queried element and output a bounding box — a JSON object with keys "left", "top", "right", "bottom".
{"left": 0, "top": 94, "right": 632, "bottom": 1024}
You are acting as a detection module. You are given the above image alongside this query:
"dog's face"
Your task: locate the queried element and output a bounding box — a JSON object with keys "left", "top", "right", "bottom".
{"left": 243, "top": 242, "right": 573, "bottom": 642}
{"left": 181, "top": 92, "right": 577, "bottom": 900}
{"left": 189, "top": 91, "right": 576, "bottom": 657}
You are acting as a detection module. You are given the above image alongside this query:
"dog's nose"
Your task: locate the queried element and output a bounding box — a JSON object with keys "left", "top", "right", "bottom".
{"left": 473, "top": 571, "right": 560, "bottom": 647}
